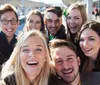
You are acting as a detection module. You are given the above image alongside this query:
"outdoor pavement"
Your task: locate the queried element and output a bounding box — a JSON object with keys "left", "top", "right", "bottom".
{"left": 92, "top": 15, "right": 100, "bottom": 22}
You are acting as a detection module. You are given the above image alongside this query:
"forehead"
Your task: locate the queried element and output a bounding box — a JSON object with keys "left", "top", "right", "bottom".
{"left": 22, "top": 35, "right": 45, "bottom": 47}
{"left": 68, "top": 8, "right": 81, "bottom": 17}
{"left": 45, "top": 12, "right": 59, "bottom": 20}
{"left": 1, "top": 11, "right": 16, "bottom": 19}
{"left": 29, "top": 14, "right": 41, "bottom": 20}
{"left": 80, "top": 28, "right": 99, "bottom": 38}
{"left": 52, "top": 46, "right": 76, "bottom": 59}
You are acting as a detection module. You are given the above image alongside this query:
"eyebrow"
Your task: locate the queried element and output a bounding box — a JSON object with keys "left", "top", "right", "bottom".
{"left": 88, "top": 36, "right": 95, "bottom": 38}
{"left": 81, "top": 36, "right": 95, "bottom": 39}
{"left": 2, "top": 17, "right": 17, "bottom": 19}
{"left": 21, "top": 45, "right": 44, "bottom": 48}
{"left": 67, "top": 54, "right": 76, "bottom": 57}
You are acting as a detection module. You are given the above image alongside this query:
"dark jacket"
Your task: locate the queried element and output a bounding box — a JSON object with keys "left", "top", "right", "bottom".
{"left": 81, "top": 72, "right": 100, "bottom": 85}
{"left": 4, "top": 73, "right": 70, "bottom": 85}
{"left": 49, "top": 73, "right": 100, "bottom": 85}
{"left": 0, "top": 31, "right": 17, "bottom": 66}
{"left": 3, "top": 72, "right": 100, "bottom": 85}
{"left": 4, "top": 74, "right": 16, "bottom": 85}
{"left": 46, "top": 25, "right": 67, "bottom": 42}
{"left": 48, "top": 74, "right": 71, "bottom": 85}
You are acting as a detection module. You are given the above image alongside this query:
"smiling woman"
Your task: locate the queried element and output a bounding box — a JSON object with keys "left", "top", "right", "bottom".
{"left": 77, "top": 20, "right": 100, "bottom": 72}
{"left": 0, "top": 30, "right": 52, "bottom": 85}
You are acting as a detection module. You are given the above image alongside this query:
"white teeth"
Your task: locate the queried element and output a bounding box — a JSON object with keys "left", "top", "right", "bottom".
{"left": 28, "top": 61, "right": 38, "bottom": 64}
{"left": 63, "top": 69, "right": 72, "bottom": 74}
{"left": 7, "top": 29, "right": 13, "bottom": 32}
{"left": 51, "top": 29, "right": 55, "bottom": 31}
{"left": 83, "top": 48, "right": 91, "bottom": 51}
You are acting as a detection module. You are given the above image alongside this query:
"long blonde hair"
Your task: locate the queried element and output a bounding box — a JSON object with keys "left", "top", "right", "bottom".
{"left": 1, "top": 30, "right": 52, "bottom": 85}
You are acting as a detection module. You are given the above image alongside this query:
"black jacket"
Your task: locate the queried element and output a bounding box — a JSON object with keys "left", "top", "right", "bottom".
{"left": 4, "top": 74, "right": 16, "bottom": 85}
{"left": 49, "top": 73, "right": 100, "bottom": 85}
{"left": 80, "top": 72, "right": 100, "bottom": 85}
{"left": 48, "top": 74, "right": 71, "bottom": 85}
{"left": 46, "top": 25, "right": 67, "bottom": 42}
{"left": 0, "top": 31, "right": 17, "bottom": 65}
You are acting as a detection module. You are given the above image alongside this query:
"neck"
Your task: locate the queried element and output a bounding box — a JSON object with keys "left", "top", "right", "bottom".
{"left": 71, "top": 73, "right": 80, "bottom": 85}
{"left": 6, "top": 36, "right": 13, "bottom": 44}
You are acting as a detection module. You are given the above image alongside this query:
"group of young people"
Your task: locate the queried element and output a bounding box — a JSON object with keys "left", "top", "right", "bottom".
{"left": 0, "top": 1, "right": 100, "bottom": 85}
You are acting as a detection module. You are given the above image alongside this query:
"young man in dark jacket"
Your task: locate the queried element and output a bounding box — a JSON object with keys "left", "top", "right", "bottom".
{"left": 0, "top": 4, "right": 19, "bottom": 66}
{"left": 44, "top": 6, "right": 67, "bottom": 42}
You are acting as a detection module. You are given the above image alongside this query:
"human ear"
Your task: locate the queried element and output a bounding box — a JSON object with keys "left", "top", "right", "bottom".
{"left": 77, "top": 56, "right": 81, "bottom": 66}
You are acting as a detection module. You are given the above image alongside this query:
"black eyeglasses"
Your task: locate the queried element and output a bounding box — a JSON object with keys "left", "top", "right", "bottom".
{"left": 1, "top": 19, "right": 18, "bottom": 25}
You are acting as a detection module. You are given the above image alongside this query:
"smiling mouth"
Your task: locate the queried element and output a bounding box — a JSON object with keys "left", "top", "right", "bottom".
{"left": 83, "top": 48, "right": 92, "bottom": 53}
{"left": 27, "top": 62, "right": 39, "bottom": 66}
{"left": 62, "top": 69, "right": 73, "bottom": 74}
{"left": 6, "top": 29, "right": 14, "bottom": 32}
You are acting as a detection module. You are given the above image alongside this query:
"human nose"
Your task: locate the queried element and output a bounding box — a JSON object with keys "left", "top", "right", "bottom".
{"left": 63, "top": 61, "right": 70, "bottom": 69}
{"left": 70, "top": 18, "right": 75, "bottom": 24}
{"left": 51, "top": 21, "right": 55, "bottom": 27}
{"left": 29, "top": 50, "right": 35, "bottom": 58}
{"left": 8, "top": 21, "right": 12, "bottom": 26}
{"left": 32, "top": 22, "right": 36, "bottom": 27}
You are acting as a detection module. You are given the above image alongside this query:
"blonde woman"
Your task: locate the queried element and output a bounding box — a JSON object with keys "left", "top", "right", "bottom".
{"left": 0, "top": 30, "right": 51, "bottom": 85}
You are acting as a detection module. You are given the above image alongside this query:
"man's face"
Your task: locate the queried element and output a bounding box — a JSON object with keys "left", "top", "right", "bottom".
{"left": 45, "top": 12, "right": 62, "bottom": 36}
{"left": 0, "top": 11, "right": 19, "bottom": 37}
{"left": 51, "top": 46, "right": 80, "bottom": 83}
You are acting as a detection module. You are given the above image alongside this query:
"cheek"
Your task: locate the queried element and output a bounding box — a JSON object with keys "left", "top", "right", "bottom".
{"left": 20, "top": 53, "right": 27, "bottom": 64}
{"left": 79, "top": 42, "right": 83, "bottom": 48}
{"left": 46, "top": 22, "right": 51, "bottom": 26}
{"left": 55, "top": 64, "right": 62, "bottom": 71}
{"left": 66, "top": 20, "right": 70, "bottom": 25}
{"left": 78, "top": 20, "right": 83, "bottom": 27}
{"left": 37, "top": 24, "right": 41, "bottom": 29}
{"left": 38, "top": 53, "right": 46, "bottom": 65}
{"left": 20, "top": 54, "right": 25, "bottom": 68}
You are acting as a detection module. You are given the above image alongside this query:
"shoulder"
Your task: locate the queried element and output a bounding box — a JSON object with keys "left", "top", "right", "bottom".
{"left": 4, "top": 74, "right": 16, "bottom": 85}
{"left": 81, "top": 72, "right": 100, "bottom": 85}
{"left": 48, "top": 74, "right": 70, "bottom": 85}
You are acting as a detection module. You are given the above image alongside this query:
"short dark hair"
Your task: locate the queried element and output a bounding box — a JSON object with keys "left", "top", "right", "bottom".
{"left": 45, "top": 6, "right": 62, "bottom": 17}
{"left": 0, "top": 4, "right": 18, "bottom": 21}
{"left": 49, "top": 39, "right": 77, "bottom": 56}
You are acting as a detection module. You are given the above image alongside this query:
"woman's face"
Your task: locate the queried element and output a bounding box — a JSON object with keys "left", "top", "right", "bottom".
{"left": 20, "top": 35, "right": 46, "bottom": 81}
{"left": 66, "top": 9, "right": 83, "bottom": 34}
{"left": 27, "top": 14, "right": 42, "bottom": 31}
{"left": 79, "top": 28, "right": 100, "bottom": 60}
